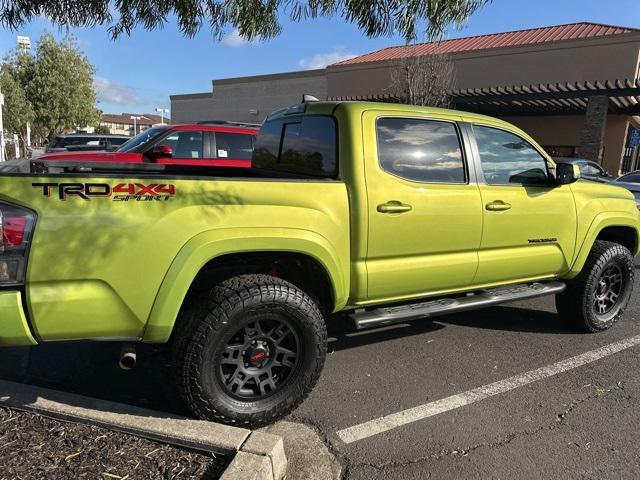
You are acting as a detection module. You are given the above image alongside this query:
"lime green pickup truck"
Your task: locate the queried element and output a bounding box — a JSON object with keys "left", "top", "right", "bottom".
{"left": 1, "top": 101, "right": 638, "bottom": 427}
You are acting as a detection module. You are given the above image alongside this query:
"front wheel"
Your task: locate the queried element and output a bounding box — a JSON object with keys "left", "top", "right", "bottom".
{"left": 172, "top": 274, "right": 327, "bottom": 427}
{"left": 556, "top": 240, "right": 634, "bottom": 332}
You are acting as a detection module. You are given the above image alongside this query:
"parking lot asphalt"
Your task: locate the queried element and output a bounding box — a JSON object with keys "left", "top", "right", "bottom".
{"left": 2, "top": 269, "right": 640, "bottom": 479}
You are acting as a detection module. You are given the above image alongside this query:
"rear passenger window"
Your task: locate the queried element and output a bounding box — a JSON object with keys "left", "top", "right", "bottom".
{"left": 376, "top": 118, "right": 465, "bottom": 183}
{"left": 253, "top": 115, "right": 337, "bottom": 177}
{"left": 215, "top": 132, "right": 254, "bottom": 160}
{"left": 473, "top": 125, "right": 549, "bottom": 186}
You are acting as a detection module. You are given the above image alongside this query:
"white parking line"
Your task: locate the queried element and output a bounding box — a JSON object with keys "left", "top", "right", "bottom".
{"left": 336, "top": 334, "right": 640, "bottom": 444}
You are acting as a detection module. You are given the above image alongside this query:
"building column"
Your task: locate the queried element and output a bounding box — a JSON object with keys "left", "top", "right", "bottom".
{"left": 579, "top": 95, "right": 609, "bottom": 163}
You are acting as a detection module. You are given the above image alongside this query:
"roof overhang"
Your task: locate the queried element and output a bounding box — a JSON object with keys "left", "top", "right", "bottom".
{"left": 451, "top": 79, "right": 640, "bottom": 116}
{"left": 329, "top": 78, "right": 640, "bottom": 117}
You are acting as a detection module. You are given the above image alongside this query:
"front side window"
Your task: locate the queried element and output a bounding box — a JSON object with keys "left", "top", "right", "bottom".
{"left": 376, "top": 118, "right": 465, "bottom": 183}
{"left": 473, "top": 125, "right": 549, "bottom": 186}
{"left": 161, "top": 131, "right": 203, "bottom": 159}
{"left": 588, "top": 162, "right": 605, "bottom": 175}
{"left": 215, "top": 132, "right": 253, "bottom": 160}
{"left": 575, "top": 161, "right": 597, "bottom": 176}
{"left": 52, "top": 136, "right": 101, "bottom": 148}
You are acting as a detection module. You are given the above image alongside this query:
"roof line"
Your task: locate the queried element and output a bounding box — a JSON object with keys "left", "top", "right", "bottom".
{"left": 332, "top": 21, "right": 640, "bottom": 66}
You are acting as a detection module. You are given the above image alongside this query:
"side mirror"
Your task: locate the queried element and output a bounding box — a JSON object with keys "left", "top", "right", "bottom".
{"left": 150, "top": 144, "right": 173, "bottom": 160}
{"left": 554, "top": 162, "right": 581, "bottom": 185}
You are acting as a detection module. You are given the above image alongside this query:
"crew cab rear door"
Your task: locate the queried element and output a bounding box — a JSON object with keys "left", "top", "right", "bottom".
{"left": 362, "top": 110, "right": 483, "bottom": 303}
{"left": 466, "top": 122, "right": 577, "bottom": 285}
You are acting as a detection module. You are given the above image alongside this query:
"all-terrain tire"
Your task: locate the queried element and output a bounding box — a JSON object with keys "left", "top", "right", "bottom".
{"left": 172, "top": 274, "right": 327, "bottom": 427}
{"left": 556, "top": 240, "right": 634, "bottom": 332}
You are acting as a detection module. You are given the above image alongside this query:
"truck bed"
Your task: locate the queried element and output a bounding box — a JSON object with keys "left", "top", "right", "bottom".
{"left": 0, "top": 171, "right": 350, "bottom": 342}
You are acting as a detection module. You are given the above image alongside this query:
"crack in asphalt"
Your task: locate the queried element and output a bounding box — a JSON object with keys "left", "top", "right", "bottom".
{"left": 347, "top": 382, "right": 625, "bottom": 475}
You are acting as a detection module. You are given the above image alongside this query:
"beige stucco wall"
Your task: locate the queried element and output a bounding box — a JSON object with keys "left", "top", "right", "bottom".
{"left": 170, "top": 32, "right": 640, "bottom": 172}
{"left": 170, "top": 93, "right": 218, "bottom": 124}
{"left": 171, "top": 70, "right": 327, "bottom": 124}
{"left": 326, "top": 34, "right": 640, "bottom": 97}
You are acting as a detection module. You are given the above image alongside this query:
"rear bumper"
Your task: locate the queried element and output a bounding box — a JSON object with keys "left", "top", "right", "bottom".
{"left": 0, "top": 291, "right": 37, "bottom": 346}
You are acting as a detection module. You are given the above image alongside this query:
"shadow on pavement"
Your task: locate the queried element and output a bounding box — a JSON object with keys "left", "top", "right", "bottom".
{"left": 435, "top": 305, "right": 583, "bottom": 334}
{"left": 326, "top": 314, "right": 444, "bottom": 352}
{"left": 0, "top": 305, "right": 575, "bottom": 416}
{"left": 0, "top": 342, "right": 188, "bottom": 416}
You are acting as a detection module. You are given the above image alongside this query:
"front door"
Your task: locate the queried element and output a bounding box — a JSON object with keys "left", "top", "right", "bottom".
{"left": 469, "top": 123, "right": 577, "bottom": 285}
{"left": 363, "top": 111, "right": 483, "bottom": 303}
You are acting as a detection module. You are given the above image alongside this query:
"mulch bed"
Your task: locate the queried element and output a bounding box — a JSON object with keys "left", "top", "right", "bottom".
{"left": 0, "top": 407, "right": 229, "bottom": 480}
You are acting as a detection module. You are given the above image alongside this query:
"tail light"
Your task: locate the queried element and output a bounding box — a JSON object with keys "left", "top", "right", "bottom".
{"left": 0, "top": 202, "right": 36, "bottom": 286}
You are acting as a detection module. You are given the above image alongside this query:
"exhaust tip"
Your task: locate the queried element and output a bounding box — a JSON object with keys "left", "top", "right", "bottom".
{"left": 119, "top": 344, "right": 137, "bottom": 370}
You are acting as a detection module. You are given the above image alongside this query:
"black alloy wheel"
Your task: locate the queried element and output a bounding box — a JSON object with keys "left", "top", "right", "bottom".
{"left": 592, "top": 264, "right": 624, "bottom": 316}
{"left": 556, "top": 240, "right": 634, "bottom": 332}
{"left": 218, "top": 318, "right": 301, "bottom": 399}
{"left": 172, "top": 274, "right": 327, "bottom": 427}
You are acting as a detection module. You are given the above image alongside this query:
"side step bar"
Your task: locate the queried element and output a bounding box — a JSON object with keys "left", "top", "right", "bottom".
{"left": 350, "top": 281, "right": 566, "bottom": 330}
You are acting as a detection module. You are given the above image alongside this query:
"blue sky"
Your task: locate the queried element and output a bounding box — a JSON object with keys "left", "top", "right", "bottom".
{"left": 1, "top": 0, "right": 638, "bottom": 115}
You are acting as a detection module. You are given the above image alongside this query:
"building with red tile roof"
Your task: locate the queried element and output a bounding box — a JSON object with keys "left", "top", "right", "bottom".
{"left": 172, "top": 22, "right": 640, "bottom": 174}
{"left": 100, "top": 113, "right": 171, "bottom": 136}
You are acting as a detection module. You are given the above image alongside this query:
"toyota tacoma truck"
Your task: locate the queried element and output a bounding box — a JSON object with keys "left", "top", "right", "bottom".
{"left": 0, "top": 101, "right": 638, "bottom": 427}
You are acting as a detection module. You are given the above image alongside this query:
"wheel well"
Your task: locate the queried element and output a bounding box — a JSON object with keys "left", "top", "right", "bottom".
{"left": 596, "top": 226, "right": 638, "bottom": 254}
{"left": 183, "top": 252, "right": 335, "bottom": 313}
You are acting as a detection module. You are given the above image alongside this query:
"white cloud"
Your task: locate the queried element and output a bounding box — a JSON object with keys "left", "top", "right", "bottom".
{"left": 298, "top": 46, "right": 356, "bottom": 70}
{"left": 221, "top": 30, "right": 250, "bottom": 48}
{"left": 93, "top": 76, "right": 146, "bottom": 107}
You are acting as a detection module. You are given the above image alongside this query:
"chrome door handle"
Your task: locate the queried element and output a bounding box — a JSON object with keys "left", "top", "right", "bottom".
{"left": 485, "top": 200, "right": 512, "bottom": 211}
{"left": 377, "top": 201, "right": 412, "bottom": 213}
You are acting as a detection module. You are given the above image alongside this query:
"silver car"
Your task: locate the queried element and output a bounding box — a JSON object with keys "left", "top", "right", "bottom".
{"left": 554, "top": 158, "right": 613, "bottom": 183}
{"left": 613, "top": 171, "right": 640, "bottom": 208}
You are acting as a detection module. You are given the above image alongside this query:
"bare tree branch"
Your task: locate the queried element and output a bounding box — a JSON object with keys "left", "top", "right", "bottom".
{"left": 388, "top": 51, "right": 457, "bottom": 107}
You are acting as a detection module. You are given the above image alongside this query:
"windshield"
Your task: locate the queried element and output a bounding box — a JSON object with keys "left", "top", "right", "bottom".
{"left": 117, "top": 126, "right": 169, "bottom": 152}
{"left": 51, "top": 136, "right": 102, "bottom": 149}
{"left": 617, "top": 172, "right": 640, "bottom": 183}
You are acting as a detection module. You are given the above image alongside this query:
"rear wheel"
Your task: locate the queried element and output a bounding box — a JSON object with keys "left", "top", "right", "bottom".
{"left": 556, "top": 240, "right": 634, "bottom": 332}
{"left": 172, "top": 274, "right": 327, "bottom": 427}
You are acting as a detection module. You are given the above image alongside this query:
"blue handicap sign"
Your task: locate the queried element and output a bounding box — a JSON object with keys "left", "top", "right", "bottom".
{"left": 630, "top": 129, "right": 640, "bottom": 148}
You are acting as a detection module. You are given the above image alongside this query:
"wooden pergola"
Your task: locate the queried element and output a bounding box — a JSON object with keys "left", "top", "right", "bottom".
{"left": 450, "top": 79, "right": 640, "bottom": 117}
{"left": 329, "top": 78, "right": 640, "bottom": 173}
{"left": 329, "top": 78, "right": 640, "bottom": 116}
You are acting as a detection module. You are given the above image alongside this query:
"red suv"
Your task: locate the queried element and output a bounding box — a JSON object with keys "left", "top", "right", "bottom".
{"left": 39, "top": 122, "right": 259, "bottom": 168}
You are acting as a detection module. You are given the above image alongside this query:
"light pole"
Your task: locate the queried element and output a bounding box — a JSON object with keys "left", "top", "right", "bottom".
{"left": 130, "top": 116, "right": 141, "bottom": 136}
{"left": 17, "top": 36, "right": 32, "bottom": 149}
{"left": 0, "top": 91, "right": 4, "bottom": 162}
{"left": 155, "top": 108, "right": 169, "bottom": 125}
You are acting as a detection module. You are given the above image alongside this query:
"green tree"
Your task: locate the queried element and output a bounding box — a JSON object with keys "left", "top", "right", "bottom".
{"left": 0, "top": 57, "right": 35, "bottom": 154}
{"left": 27, "top": 34, "right": 100, "bottom": 141}
{"left": 0, "top": 1, "right": 491, "bottom": 42}
{"left": 93, "top": 124, "right": 110, "bottom": 135}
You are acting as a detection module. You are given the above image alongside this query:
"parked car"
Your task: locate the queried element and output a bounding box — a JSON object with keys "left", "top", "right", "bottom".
{"left": 553, "top": 157, "right": 612, "bottom": 182}
{"left": 1, "top": 101, "right": 639, "bottom": 428}
{"left": 25, "top": 146, "right": 47, "bottom": 160}
{"left": 39, "top": 122, "right": 259, "bottom": 168}
{"left": 46, "top": 134, "right": 130, "bottom": 153}
{"left": 613, "top": 171, "right": 640, "bottom": 208}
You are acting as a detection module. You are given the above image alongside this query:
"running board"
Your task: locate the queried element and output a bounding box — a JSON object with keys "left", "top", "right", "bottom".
{"left": 350, "top": 281, "right": 566, "bottom": 330}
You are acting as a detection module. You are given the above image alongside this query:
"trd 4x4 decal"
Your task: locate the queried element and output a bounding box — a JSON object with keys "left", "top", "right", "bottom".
{"left": 32, "top": 183, "right": 176, "bottom": 201}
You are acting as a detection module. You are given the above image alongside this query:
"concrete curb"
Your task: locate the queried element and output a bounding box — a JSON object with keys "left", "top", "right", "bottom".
{"left": 0, "top": 379, "right": 287, "bottom": 480}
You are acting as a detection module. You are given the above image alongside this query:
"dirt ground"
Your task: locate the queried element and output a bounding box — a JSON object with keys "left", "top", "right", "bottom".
{"left": 0, "top": 407, "right": 229, "bottom": 480}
